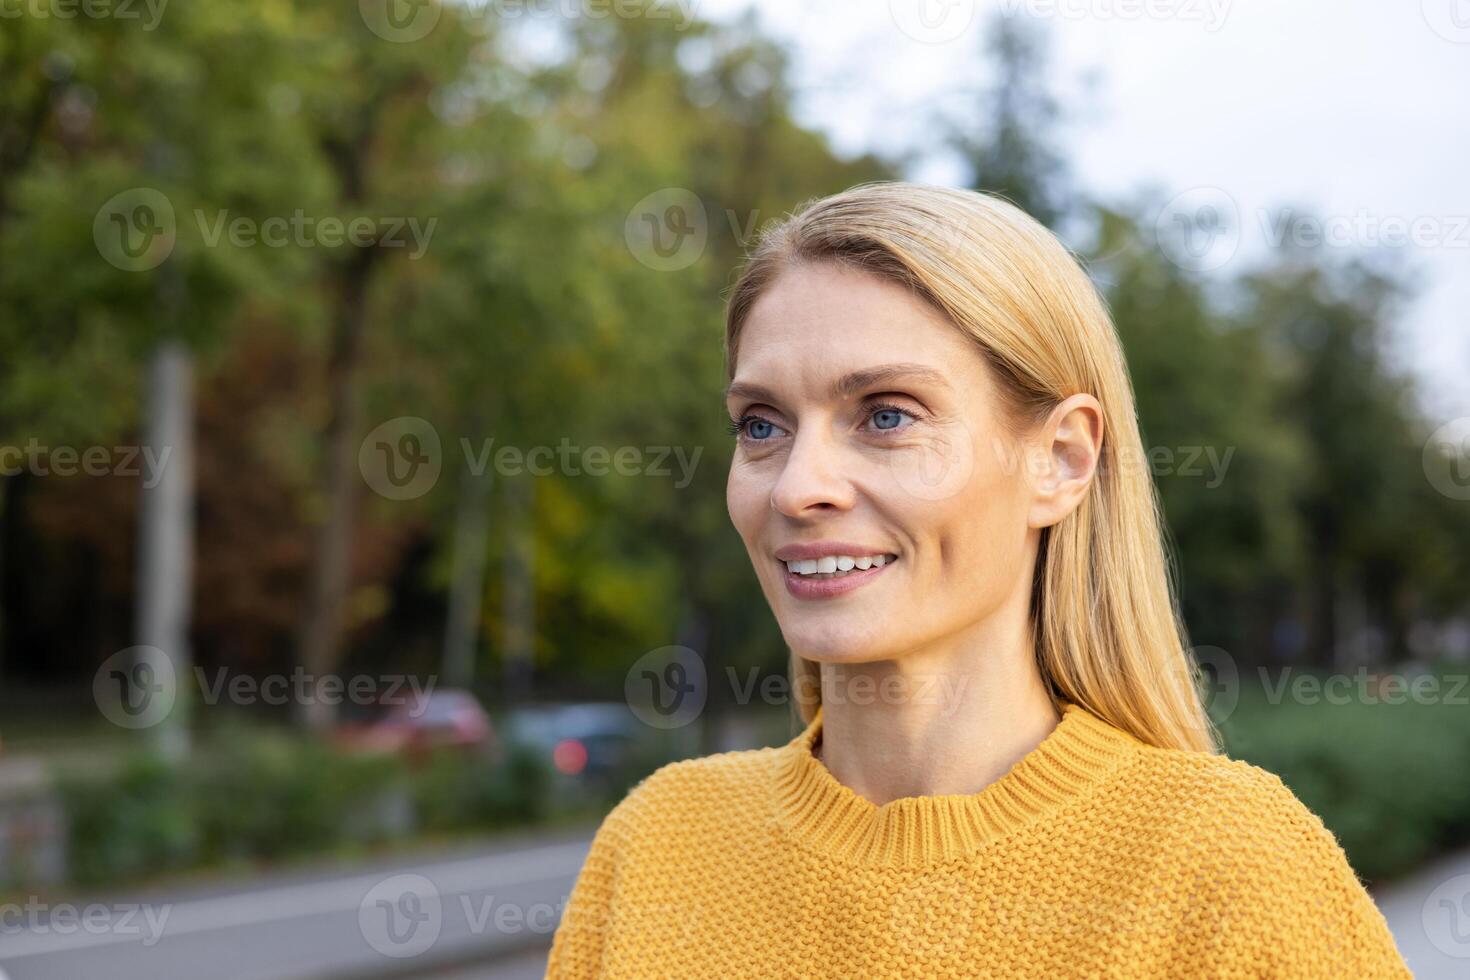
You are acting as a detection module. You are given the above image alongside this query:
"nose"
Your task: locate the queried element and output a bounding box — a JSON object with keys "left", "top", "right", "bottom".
{"left": 769, "top": 428, "right": 857, "bottom": 517}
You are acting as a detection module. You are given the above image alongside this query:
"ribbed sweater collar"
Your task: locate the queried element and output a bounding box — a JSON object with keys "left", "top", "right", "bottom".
{"left": 772, "top": 702, "right": 1141, "bottom": 867}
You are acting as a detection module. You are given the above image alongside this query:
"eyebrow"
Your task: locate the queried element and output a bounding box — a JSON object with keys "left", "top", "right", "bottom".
{"left": 724, "top": 363, "right": 951, "bottom": 405}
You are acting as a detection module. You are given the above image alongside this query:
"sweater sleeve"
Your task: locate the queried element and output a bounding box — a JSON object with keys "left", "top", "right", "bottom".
{"left": 1246, "top": 774, "right": 1412, "bottom": 978}
{"left": 545, "top": 802, "right": 628, "bottom": 979}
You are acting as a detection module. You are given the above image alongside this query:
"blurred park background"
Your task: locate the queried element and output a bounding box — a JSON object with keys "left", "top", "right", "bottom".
{"left": 1, "top": 1, "right": 1468, "bottom": 977}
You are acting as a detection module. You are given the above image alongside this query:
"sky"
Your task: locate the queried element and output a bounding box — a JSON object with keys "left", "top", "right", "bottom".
{"left": 696, "top": 0, "right": 1470, "bottom": 422}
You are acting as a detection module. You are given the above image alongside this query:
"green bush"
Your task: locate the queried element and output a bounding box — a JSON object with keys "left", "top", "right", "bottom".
{"left": 1220, "top": 670, "right": 1470, "bottom": 883}
{"left": 58, "top": 754, "right": 200, "bottom": 885}
{"left": 54, "top": 731, "right": 552, "bottom": 887}
{"left": 411, "top": 742, "right": 550, "bottom": 832}
{"left": 189, "top": 735, "right": 408, "bottom": 863}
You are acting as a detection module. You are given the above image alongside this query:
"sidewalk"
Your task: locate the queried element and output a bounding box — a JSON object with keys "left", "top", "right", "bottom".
{"left": 0, "top": 823, "right": 597, "bottom": 980}
{"left": 1374, "top": 846, "right": 1470, "bottom": 977}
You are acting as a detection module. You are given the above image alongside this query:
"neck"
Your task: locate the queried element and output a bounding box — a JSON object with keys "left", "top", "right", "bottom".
{"left": 812, "top": 617, "right": 1059, "bottom": 806}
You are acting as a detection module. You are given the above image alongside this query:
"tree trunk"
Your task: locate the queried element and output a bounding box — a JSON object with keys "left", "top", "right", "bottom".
{"left": 0, "top": 66, "right": 63, "bottom": 239}
{"left": 500, "top": 476, "right": 535, "bottom": 704}
{"left": 442, "top": 464, "right": 493, "bottom": 689}
{"left": 295, "top": 245, "right": 376, "bottom": 731}
{"left": 135, "top": 340, "right": 194, "bottom": 760}
{"left": 0, "top": 476, "right": 9, "bottom": 687}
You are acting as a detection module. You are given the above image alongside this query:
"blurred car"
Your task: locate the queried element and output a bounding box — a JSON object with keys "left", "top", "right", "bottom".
{"left": 502, "top": 702, "right": 642, "bottom": 790}
{"left": 331, "top": 687, "right": 498, "bottom": 760}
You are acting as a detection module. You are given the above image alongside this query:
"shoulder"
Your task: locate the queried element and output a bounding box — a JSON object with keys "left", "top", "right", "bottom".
{"left": 1128, "top": 742, "right": 1302, "bottom": 809}
{"left": 1102, "top": 742, "right": 1379, "bottom": 916}
{"left": 1120, "top": 742, "right": 1347, "bottom": 865}
{"left": 590, "top": 743, "right": 784, "bottom": 844}
{"left": 1143, "top": 744, "right": 1328, "bottom": 831}
{"left": 1112, "top": 743, "right": 1407, "bottom": 974}
{"left": 623, "top": 742, "right": 784, "bottom": 804}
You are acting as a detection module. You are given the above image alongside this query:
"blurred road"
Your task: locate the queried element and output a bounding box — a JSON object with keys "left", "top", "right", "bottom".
{"left": 1376, "top": 846, "right": 1470, "bottom": 978}
{"left": 407, "top": 947, "right": 550, "bottom": 979}
{"left": 0, "top": 825, "right": 593, "bottom": 980}
{"left": 3, "top": 821, "right": 1461, "bottom": 979}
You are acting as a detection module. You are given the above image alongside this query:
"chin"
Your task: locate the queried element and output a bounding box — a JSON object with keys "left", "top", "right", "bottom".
{"left": 777, "top": 614, "right": 896, "bottom": 665}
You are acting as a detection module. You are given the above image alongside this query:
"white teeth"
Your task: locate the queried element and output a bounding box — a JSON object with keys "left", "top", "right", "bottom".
{"left": 783, "top": 553, "right": 896, "bottom": 578}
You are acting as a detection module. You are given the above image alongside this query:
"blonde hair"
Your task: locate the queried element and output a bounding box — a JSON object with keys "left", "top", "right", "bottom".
{"left": 723, "top": 181, "right": 1218, "bottom": 754}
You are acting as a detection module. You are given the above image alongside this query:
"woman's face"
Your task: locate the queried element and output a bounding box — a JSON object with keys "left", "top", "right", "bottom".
{"left": 725, "top": 260, "right": 1051, "bottom": 665}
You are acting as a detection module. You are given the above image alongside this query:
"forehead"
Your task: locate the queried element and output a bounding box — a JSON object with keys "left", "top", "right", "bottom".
{"left": 734, "top": 261, "right": 979, "bottom": 386}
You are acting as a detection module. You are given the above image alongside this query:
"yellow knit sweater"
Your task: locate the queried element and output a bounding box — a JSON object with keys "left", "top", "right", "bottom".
{"left": 545, "top": 702, "right": 1410, "bottom": 978}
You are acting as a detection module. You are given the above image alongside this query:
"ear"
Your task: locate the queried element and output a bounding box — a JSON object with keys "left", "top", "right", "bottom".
{"left": 1026, "top": 393, "right": 1105, "bottom": 529}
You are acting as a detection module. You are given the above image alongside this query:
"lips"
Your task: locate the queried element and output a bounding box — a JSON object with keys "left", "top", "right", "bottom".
{"left": 773, "top": 542, "right": 899, "bottom": 600}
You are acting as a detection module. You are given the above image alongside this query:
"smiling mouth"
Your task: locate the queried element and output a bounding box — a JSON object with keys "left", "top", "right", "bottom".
{"left": 779, "top": 553, "right": 900, "bottom": 579}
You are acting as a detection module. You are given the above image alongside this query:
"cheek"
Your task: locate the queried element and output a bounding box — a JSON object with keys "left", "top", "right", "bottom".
{"left": 925, "top": 461, "right": 1031, "bottom": 581}
{"left": 725, "top": 460, "right": 768, "bottom": 543}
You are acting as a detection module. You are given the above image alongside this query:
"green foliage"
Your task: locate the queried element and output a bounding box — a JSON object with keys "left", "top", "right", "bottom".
{"left": 5, "top": 0, "right": 895, "bottom": 687}
{"left": 188, "top": 734, "right": 406, "bottom": 863}
{"left": 1086, "top": 200, "right": 1311, "bottom": 646}
{"left": 57, "top": 754, "right": 199, "bottom": 884}
{"left": 4, "top": 6, "right": 1470, "bottom": 893}
{"left": 1222, "top": 679, "right": 1470, "bottom": 883}
{"left": 951, "top": 13, "right": 1072, "bottom": 225}
{"left": 411, "top": 742, "right": 550, "bottom": 832}
{"left": 53, "top": 733, "right": 556, "bottom": 887}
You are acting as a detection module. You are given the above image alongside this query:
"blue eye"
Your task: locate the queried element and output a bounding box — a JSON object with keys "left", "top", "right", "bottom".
{"left": 728, "top": 413, "right": 781, "bottom": 440}
{"left": 872, "top": 409, "right": 904, "bottom": 430}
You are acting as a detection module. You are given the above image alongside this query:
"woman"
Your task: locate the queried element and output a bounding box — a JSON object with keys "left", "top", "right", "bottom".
{"left": 546, "top": 182, "right": 1410, "bottom": 977}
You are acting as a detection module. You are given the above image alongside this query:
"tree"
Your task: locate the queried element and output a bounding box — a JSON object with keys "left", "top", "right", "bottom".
{"left": 0, "top": 3, "right": 325, "bottom": 749}
{"left": 950, "top": 14, "right": 1071, "bottom": 228}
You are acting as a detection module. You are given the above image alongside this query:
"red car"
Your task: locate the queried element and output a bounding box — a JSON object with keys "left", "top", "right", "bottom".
{"left": 331, "top": 688, "right": 499, "bottom": 760}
